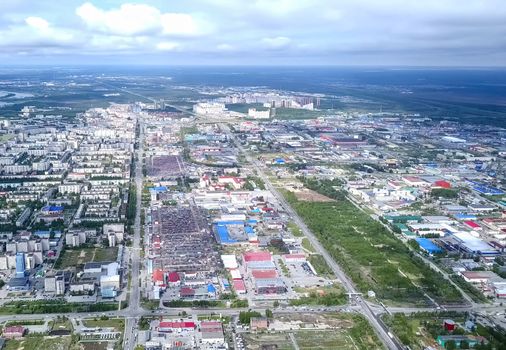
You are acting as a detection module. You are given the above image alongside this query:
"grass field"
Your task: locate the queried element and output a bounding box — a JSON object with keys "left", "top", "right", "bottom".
{"left": 81, "top": 343, "right": 109, "bottom": 350}
{"left": 243, "top": 313, "right": 383, "bottom": 350}
{"left": 272, "top": 108, "right": 321, "bottom": 120}
{"left": 301, "top": 238, "right": 315, "bottom": 252}
{"left": 283, "top": 179, "right": 463, "bottom": 306}
{"left": 83, "top": 318, "right": 124, "bottom": 331}
{"left": 381, "top": 312, "right": 497, "bottom": 350}
{"left": 308, "top": 254, "right": 334, "bottom": 278}
{"left": 295, "top": 330, "right": 362, "bottom": 349}
{"left": 50, "top": 318, "right": 73, "bottom": 332}
{"left": 287, "top": 220, "right": 304, "bottom": 237}
{"left": 291, "top": 285, "right": 346, "bottom": 306}
{"left": 5, "top": 336, "right": 72, "bottom": 350}
{"left": 56, "top": 247, "right": 118, "bottom": 269}
{"left": 241, "top": 333, "right": 294, "bottom": 350}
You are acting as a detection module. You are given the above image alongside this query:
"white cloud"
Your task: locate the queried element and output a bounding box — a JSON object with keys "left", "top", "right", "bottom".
{"left": 156, "top": 41, "right": 179, "bottom": 51}
{"left": 161, "top": 13, "right": 200, "bottom": 36}
{"left": 25, "top": 16, "right": 50, "bottom": 30}
{"left": 261, "top": 36, "right": 291, "bottom": 49}
{"left": 217, "top": 43, "right": 234, "bottom": 51}
{"left": 0, "top": 0, "right": 505, "bottom": 65}
{"left": 75, "top": 2, "right": 207, "bottom": 38}
{"left": 76, "top": 2, "right": 161, "bottom": 36}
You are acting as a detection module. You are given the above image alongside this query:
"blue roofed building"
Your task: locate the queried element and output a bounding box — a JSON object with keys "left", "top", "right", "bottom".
{"left": 415, "top": 238, "right": 443, "bottom": 255}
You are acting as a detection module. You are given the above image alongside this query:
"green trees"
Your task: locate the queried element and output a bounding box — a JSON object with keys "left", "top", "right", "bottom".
{"left": 445, "top": 340, "right": 457, "bottom": 350}
{"left": 284, "top": 178, "right": 463, "bottom": 305}
{"left": 431, "top": 188, "right": 458, "bottom": 199}
{"left": 238, "top": 311, "right": 262, "bottom": 324}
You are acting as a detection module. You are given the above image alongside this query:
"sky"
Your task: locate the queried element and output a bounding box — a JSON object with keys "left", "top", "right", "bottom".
{"left": 1, "top": 0, "right": 506, "bottom": 66}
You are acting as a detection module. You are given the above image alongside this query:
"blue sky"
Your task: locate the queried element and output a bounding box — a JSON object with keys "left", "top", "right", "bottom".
{"left": 1, "top": 0, "right": 506, "bottom": 66}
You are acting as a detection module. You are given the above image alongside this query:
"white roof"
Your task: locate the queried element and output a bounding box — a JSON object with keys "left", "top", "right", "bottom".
{"left": 453, "top": 232, "right": 497, "bottom": 253}
{"left": 230, "top": 269, "right": 241, "bottom": 279}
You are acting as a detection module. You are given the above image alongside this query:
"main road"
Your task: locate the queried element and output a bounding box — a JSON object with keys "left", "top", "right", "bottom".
{"left": 221, "top": 123, "right": 402, "bottom": 350}
{"left": 123, "top": 115, "right": 145, "bottom": 350}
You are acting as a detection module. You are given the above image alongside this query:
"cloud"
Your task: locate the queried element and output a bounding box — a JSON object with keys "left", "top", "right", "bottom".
{"left": 156, "top": 41, "right": 179, "bottom": 51}
{"left": 161, "top": 13, "right": 201, "bottom": 36}
{"left": 25, "top": 16, "right": 50, "bottom": 30}
{"left": 0, "top": 0, "right": 505, "bottom": 65}
{"left": 216, "top": 43, "right": 234, "bottom": 51}
{"left": 261, "top": 36, "right": 291, "bottom": 49}
{"left": 76, "top": 2, "right": 161, "bottom": 36}
{"left": 76, "top": 2, "right": 207, "bottom": 37}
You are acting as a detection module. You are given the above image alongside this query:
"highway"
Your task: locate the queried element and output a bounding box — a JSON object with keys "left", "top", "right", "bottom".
{"left": 123, "top": 116, "right": 145, "bottom": 350}
{"left": 221, "top": 123, "right": 402, "bottom": 350}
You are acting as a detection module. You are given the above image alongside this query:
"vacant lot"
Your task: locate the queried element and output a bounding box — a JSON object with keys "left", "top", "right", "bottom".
{"left": 56, "top": 247, "right": 118, "bottom": 269}
{"left": 243, "top": 313, "right": 383, "bottom": 350}
{"left": 83, "top": 318, "right": 124, "bottom": 331}
{"left": 241, "top": 333, "right": 294, "bottom": 350}
{"left": 308, "top": 254, "right": 333, "bottom": 278}
{"left": 81, "top": 342, "right": 110, "bottom": 350}
{"left": 295, "top": 330, "right": 360, "bottom": 349}
{"left": 5, "top": 336, "right": 72, "bottom": 350}
{"left": 294, "top": 189, "right": 335, "bottom": 202}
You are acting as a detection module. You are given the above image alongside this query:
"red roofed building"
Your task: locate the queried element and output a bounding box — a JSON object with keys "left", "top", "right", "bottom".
{"left": 159, "top": 321, "right": 196, "bottom": 332}
{"left": 252, "top": 269, "right": 278, "bottom": 279}
{"left": 232, "top": 279, "right": 246, "bottom": 294}
{"left": 464, "top": 220, "right": 481, "bottom": 230}
{"left": 217, "top": 176, "right": 245, "bottom": 190}
{"left": 243, "top": 251, "right": 272, "bottom": 263}
{"left": 283, "top": 254, "right": 306, "bottom": 263}
{"left": 152, "top": 269, "right": 165, "bottom": 286}
{"left": 433, "top": 180, "right": 452, "bottom": 189}
{"left": 153, "top": 235, "right": 162, "bottom": 249}
{"left": 3, "top": 326, "right": 25, "bottom": 339}
{"left": 167, "top": 272, "right": 181, "bottom": 286}
{"left": 179, "top": 287, "right": 195, "bottom": 298}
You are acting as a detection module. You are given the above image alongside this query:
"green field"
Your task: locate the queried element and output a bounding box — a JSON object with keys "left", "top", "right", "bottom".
{"left": 283, "top": 178, "right": 463, "bottom": 306}
{"left": 55, "top": 246, "right": 118, "bottom": 269}
{"left": 291, "top": 285, "right": 346, "bottom": 306}
{"left": 243, "top": 314, "right": 383, "bottom": 350}
{"left": 0, "top": 300, "right": 119, "bottom": 315}
{"left": 383, "top": 312, "right": 506, "bottom": 350}
{"left": 5, "top": 335, "right": 72, "bottom": 350}
{"left": 287, "top": 220, "right": 304, "bottom": 237}
{"left": 83, "top": 318, "right": 124, "bottom": 331}
{"left": 294, "top": 330, "right": 368, "bottom": 349}
{"left": 226, "top": 103, "right": 264, "bottom": 114}
{"left": 272, "top": 108, "right": 321, "bottom": 120}
{"left": 308, "top": 254, "right": 334, "bottom": 278}
{"left": 301, "top": 238, "right": 315, "bottom": 252}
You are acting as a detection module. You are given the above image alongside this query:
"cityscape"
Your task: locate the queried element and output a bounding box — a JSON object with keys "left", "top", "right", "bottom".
{"left": 0, "top": 1, "right": 506, "bottom": 350}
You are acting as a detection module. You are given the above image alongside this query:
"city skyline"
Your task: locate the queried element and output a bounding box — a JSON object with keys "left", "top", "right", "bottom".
{"left": 0, "top": 0, "right": 506, "bottom": 66}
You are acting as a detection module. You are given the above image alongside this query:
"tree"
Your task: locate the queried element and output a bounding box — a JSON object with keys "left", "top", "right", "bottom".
{"left": 460, "top": 340, "right": 470, "bottom": 349}
{"left": 265, "top": 309, "right": 273, "bottom": 318}
{"left": 445, "top": 340, "right": 457, "bottom": 350}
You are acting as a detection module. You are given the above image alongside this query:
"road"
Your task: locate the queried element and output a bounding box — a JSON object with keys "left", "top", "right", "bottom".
{"left": 85, "top": 88, "right": 497, "bottom": 349}
{"left": 221, "top": 124, "right": 402, "bottom": 350}
{"left": 123, "top": 116, "right": 145, "bottom": 350}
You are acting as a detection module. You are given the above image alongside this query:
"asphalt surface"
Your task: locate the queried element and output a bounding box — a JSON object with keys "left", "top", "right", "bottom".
{"left": 221, "top": 123, "right": 403, "bottom": 350}
{"left": 123, "top": 117, "right": 144, "bottom": 350}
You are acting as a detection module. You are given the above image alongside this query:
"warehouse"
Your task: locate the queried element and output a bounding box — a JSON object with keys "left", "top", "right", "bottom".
{"left": 453, "top": 232, "right": 499, "bottom": 256}
{"left": 415, "top": 238, "right": 443, "bottom": 255}
{"left": 255, "top": 278, "right": 287, "bottom": 294}
{"left": 220, "top": 254, "right": 238, "bottom": 269}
